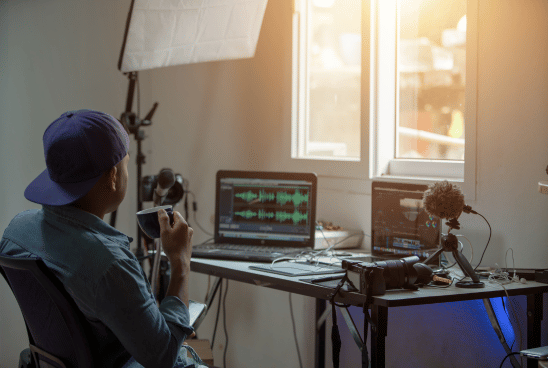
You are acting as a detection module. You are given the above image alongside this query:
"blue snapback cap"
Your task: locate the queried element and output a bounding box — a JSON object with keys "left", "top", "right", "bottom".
{"left": 24, "top": 109, "right": 130, "bottom": 206}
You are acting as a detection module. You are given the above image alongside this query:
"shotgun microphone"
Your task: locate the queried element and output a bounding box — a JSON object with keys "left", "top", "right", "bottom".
{"left": 422, "top": 181, "right": 477, "bottom": 221}
{"left": 422, "top": 181, "right": 485, "bottom": 288}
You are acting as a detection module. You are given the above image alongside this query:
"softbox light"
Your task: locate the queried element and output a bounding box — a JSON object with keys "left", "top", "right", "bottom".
{"left": 118, "top": 0, "right": 268, "bottom": 72}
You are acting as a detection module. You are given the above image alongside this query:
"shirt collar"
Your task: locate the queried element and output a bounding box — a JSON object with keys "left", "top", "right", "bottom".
{"left": 42, "top": 205, "right": 134, "bottom": 244}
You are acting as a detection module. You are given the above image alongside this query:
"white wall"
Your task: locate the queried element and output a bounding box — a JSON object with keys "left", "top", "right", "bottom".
{"left": 2, "top": 0, "right": 548, "bottom": 367}
{"left": 0, "top": 1, "right": 140, "bottom": 366}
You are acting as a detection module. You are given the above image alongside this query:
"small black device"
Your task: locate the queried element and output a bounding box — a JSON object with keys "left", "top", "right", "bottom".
{"left": 188, "top": 300, "right": 208, "bottom": 330}
{"left": 342, "top": 256, "right": 421, "bottom": 296}
{"left": 371, "top": 181, "right": 441, "bottom": 263}
{"left": 535, "top": 269, "right": 548, "bottom": 284}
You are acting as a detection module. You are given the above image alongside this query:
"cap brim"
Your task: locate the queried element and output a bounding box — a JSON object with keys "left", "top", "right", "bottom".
{"left": 24, "top": 168, "right": 103, "bottom": 206}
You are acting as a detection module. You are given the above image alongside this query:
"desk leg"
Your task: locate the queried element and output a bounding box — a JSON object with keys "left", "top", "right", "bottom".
{"left": 315, "top": 298, "right": 326, "bottom": 368}
{"left": 370, "top": 305, "right": 388, "bottom": 368}
{"left": 527, "top": 293, "right": 543, "bottom": 368}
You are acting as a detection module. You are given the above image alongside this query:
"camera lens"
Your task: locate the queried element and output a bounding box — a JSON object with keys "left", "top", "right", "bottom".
{"left": 375, "top": 256, "right": 419, "bottom": 289}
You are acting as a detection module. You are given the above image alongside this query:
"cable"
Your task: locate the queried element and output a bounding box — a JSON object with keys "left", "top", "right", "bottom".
{"left": 315, "top": 220, "right": 371, "bottom": 256}
{"left": 288, "top": 293, "right": 303, "bottom": 368}
{"left": 223, "top": 280, "right": 229, "bottom": 368}
{"left": 438, "top": 233, "right": 473, "bottom": 272}
{"left": 187, "top": 190, "right": 214, "bottom": 237}
{"left": 264, "top": 221, "right": 371, "bottom": 274}
{"left": 505, "top": 248, "right": 515, "bottom": 278}
{"left": 499, "top": 351, "right": 520, "bottom": 368}
{"left": 456, "top": 234, "right": 474, "bottom": 264}
{"left": 194, "top": 237, "right": 214, "bottom": 247}
{"left": 210, "top": 280, "right": 222, "bottom": 350}
{"left": 488, "top": 274, "right": 524, "bottom": 355}
{"left": 474, "top": 212, "right": 492, "bottom": 270}
{"left": 205, "top": 276, "right": 211, "bottom": 302}
{"left": 136, "top": 72, "right": 140, "bottom": 118}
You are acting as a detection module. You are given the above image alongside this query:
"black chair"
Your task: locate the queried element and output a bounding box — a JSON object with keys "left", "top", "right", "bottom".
{"left": 0, "top": 254, "right": 94, "bottom": 368}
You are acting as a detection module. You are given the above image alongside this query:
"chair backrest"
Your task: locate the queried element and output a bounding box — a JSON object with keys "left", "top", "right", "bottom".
{"left": 0, "top": 254, "right": 94, "bottom": 368}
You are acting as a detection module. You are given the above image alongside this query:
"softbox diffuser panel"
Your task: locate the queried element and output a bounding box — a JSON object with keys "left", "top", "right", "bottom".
{"left": 119, "top": 0, "right": 268, "bottom": 72}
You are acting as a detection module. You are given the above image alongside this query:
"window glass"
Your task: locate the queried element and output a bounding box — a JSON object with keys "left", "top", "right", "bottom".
{"left": 396, "top": 0, "right": 466, "bottom": 160}
{"left": 303, "top": 0, "right": 362, "bottom": 159}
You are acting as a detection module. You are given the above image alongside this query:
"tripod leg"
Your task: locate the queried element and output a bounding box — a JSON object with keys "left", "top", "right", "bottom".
{"left": 452, "top": 249, "right": 481, "bottom": 283}
{"left": 423, "top": 247, "right": 444, "bottom": 266}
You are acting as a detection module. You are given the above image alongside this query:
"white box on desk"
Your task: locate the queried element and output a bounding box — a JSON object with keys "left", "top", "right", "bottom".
{"left": 314, "top": 229, "right": 364, "bottom": 250}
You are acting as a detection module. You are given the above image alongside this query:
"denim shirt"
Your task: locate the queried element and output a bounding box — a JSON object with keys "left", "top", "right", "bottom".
{"left": 0, "top": 205, "right": 195, "bottom": 368}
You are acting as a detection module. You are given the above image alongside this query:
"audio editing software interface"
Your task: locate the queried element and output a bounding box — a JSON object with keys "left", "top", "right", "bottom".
{"left": 372, "top": 182, "right": 441, "bottom": 261}
{"left": 217, "top": 177, "right": 314, "bottom": 243}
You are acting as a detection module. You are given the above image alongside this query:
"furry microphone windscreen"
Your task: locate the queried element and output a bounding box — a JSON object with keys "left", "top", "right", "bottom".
{"left": 422, "top": 181, "right": 465, "bottom": 220}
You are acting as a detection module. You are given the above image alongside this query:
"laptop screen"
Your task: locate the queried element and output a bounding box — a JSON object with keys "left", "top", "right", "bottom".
{"left": 371, "top": 181, "right": 441, "bottom": 261}
{"left": 214, "top": 170, "right": 317, "bottom": 248}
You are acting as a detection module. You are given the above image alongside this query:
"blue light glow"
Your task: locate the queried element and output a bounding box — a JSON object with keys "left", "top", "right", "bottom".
{"left": 488, "top": 297, "right": 515, "bottom": 346}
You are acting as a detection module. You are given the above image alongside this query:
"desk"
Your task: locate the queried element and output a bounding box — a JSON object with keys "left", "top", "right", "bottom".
{"left": 190, "top": 258, "right": 548, "bottom": 368}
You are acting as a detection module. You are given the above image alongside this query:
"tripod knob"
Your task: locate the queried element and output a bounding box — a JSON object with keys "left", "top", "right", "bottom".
{"left": 441, "top": 233, "right": 459, "bottom": 251}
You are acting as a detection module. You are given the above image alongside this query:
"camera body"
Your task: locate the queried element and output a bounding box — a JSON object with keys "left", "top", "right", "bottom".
{"left": 342, "top": 256, "right": 420, "bottom": 296}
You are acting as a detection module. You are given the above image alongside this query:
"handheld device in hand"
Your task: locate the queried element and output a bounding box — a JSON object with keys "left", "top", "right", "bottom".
{"left": 188, "top": 300, "right": 207, "bottom": 330}
{"left": 520, "top": 346, "right": 548, "bottom": 360}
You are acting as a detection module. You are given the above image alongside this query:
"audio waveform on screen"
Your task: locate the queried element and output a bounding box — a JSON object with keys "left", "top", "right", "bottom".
{"left": 234, "top": 189, "right": 309, "bottom": 207}
{"left": 234, "top": 209, "right": 309, "bottom": 225}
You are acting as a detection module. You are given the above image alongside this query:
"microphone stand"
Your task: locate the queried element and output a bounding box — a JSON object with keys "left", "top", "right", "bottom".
{"left": 110, "top": 71, "right": 159, "bottom": 264}
{"left": 423, "top": 218, "right": 484, "bottom": 288}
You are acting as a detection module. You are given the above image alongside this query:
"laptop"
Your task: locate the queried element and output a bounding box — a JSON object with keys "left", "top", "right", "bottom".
{"left": 191, "top": 170, "right": 317, "bottom": 262}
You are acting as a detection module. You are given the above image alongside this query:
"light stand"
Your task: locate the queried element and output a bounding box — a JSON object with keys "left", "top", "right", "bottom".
{"left": 423, "top": 218, "right": 484, "bottom": 288}
{"left": 110, "top": 71, "right": 159, "bottom": 263}
{"left": 114, "top": 0, "right": 269, "bottom": 262}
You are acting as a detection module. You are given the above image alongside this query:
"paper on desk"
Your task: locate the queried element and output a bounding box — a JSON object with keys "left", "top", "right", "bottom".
{"left": 120, "top": 0, "right": 268, "bottom": 72}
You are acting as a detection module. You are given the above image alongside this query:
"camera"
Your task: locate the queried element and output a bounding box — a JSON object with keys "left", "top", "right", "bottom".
{"left": 342, "top": 256, "right": 420, "bottom": 296}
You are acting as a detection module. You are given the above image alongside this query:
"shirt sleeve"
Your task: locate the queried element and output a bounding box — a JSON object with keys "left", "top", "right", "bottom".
{"left": 94, "top": 258, "right": 194, "bottom": 368}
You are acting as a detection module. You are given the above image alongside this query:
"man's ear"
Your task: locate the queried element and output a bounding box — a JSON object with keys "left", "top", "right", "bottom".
{"left": 107, "top": 166, "right": 118, "bottom": 191}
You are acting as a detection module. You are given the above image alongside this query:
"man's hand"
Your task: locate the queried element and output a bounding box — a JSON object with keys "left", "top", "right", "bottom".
{"left": 158, "top": 209, "right": 193, "bottom": 307}
{"left": 183, "top": 331, "right": 197, "bottom": 345}
{"left": 158, "top": 209, "right": 193, "bottom": 268}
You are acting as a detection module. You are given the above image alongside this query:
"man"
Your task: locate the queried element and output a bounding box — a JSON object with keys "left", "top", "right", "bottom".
{"left": 0, "top": 110, "right": 205, "bottom": 367}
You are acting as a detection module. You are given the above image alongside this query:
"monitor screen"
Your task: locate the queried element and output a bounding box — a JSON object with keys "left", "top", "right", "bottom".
{"left": 371, "top": 181, "right": 440, "bottom": 261}
{"left": 215, "top": 171, "right": 317, "bottom": 247}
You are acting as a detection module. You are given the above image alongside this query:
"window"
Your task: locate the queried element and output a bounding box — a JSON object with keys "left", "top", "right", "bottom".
{"left": 292, "top": 0, "right": 362, "bottom": 161}
{"left": 292, "top": 0, "right": 477, "bottom": 190}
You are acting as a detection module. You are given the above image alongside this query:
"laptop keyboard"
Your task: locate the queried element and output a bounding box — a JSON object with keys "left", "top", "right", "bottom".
{"left": 192, "top": 243, "right": 312, "bottom": 262}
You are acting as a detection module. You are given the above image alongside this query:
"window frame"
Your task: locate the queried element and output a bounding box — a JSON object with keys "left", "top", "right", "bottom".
{"left": 287, "top": 0, "right": 477, "bottom": 199}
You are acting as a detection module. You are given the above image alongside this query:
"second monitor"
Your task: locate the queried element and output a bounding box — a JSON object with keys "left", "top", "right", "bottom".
{"left": 371, "top": 181, "right": 441, "bottom": 262}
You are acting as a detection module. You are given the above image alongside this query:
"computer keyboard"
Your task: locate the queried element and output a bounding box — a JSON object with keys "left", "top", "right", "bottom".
{"left": 192, "top": 243, "right": 312, "bottom": 262}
